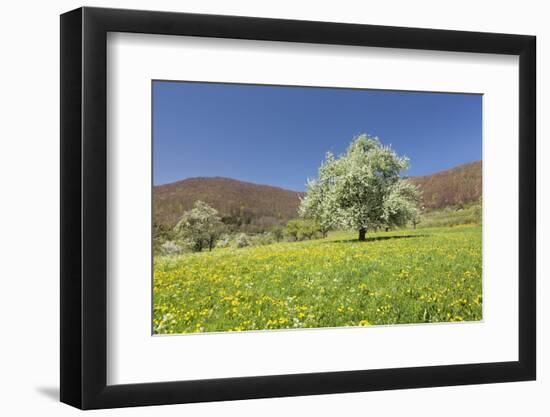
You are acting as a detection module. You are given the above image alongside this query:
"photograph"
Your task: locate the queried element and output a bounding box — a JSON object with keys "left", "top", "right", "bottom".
{"left": 55, "top": 5, "right": 539, "bottom": 411}
{"left": 152, "top": 80, "right": 483, "bottom": 335}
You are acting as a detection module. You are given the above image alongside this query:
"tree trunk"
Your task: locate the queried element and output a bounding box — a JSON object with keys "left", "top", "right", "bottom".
{"left": 358, "top": 228, "right": 366, "bottom": 241}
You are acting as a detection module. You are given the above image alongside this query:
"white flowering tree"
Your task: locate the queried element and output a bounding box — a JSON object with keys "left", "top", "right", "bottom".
{"left": 300, "top": 134, "right": 420, "bottom": 241}
{"left": 174, "top": 201, "right": 224, "bottom": 251}
{"left": 299, "top": 162, "right": 339, "bottom": 238}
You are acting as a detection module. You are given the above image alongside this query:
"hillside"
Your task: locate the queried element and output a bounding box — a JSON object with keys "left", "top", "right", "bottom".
{"left": 154, "top": 177, "right": 303, "bottom": 231}
{"left": 153, "top": 161, "right": 482, "bottom": 229}
{"left": 409, "top": 161, "right": 482, "bottom": 210}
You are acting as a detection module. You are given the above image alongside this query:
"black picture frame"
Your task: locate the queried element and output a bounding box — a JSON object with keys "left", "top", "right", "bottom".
{"left": 60, "top": 6, "right": 536, "bottom": 410}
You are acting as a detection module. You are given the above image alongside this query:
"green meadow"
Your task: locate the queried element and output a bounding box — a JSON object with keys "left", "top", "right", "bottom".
{"left": 153, "top": 224, "right": 482, "bottom": 334}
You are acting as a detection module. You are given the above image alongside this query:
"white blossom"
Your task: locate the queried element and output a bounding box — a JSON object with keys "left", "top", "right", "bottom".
{"left": 300, "top": 134, "right": 420, "bottom": 240}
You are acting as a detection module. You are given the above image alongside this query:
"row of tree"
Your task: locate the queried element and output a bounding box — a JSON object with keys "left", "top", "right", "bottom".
{"left": 154, "top": 202, "right": 329, "bottom": 254}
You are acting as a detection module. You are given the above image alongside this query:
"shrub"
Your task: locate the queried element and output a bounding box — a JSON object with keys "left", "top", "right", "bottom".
{"left": 250, "top": 232, "right": 275, "bottom": 246}
{"left": 284, "top": 219, "right": 321, "bottom": 241}
{"left": 271, "top": 226, "right": 284, "bottom": 242}
{"left": 234, "top": 233, "right": 251, "bottom": 248}
{"left": 159, "top": 240, "right": 184, "bottom": 256}
{"left": 216, "top": 234, "right": 233, "bottom": 249}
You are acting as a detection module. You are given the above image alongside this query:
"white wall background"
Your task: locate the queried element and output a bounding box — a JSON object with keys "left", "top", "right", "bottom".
{"left": 0, "top": 0, "right": 545, "bottom": 415}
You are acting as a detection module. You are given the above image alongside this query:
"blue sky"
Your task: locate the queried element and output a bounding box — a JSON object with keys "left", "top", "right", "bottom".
{"left": 153, "top": 81, "right": 482, "bottom": 191}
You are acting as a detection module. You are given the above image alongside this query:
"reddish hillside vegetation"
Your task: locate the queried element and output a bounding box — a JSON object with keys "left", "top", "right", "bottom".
{"left": 153, "top": 161, "right": 482, "bottom": 228}
{"left": 409, "top": 161, "right": 482, "bottom": 210}
{"left": 154, "top": 177, "right": 303, "bottom": 229}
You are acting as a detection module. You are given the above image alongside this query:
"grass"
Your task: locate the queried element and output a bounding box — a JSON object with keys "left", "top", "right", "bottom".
{"left": 419, "top": 203, "right": 481, "bottom": 228}
{"left": 153, "top": 225, "right": 482, "bottom": 334}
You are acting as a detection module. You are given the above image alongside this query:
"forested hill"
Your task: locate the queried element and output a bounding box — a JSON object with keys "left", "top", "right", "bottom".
{"left": 153, "top": 161, "right": 481, "bottom": 229}
{"left": 409, "top": 161, "right": 482, "bottom": 210}
{"left": 153, "top": 177, "right": 304, "bottom": 230}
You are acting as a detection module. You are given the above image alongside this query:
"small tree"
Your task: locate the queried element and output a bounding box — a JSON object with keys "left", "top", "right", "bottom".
{"left": 174, "top": 201, "right": 224, "bottom": 252}
{"left": 284, "top": 219, "right": 301, "bottom": 241}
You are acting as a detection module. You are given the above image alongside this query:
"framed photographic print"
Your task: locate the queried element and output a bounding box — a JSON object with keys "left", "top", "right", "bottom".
{"left": 60, "top": 6, "right": 536, "bottom": 409}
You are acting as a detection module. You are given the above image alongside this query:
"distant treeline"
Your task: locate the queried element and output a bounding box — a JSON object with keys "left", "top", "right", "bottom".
{"left": 153, "top": 176, "right": 303, "bottom": 233}
{"left": 409, "top": 161, "right": 481, "bottom": 210}
{"left": 153, "top": 161, "right": 482, "bottom": 234}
